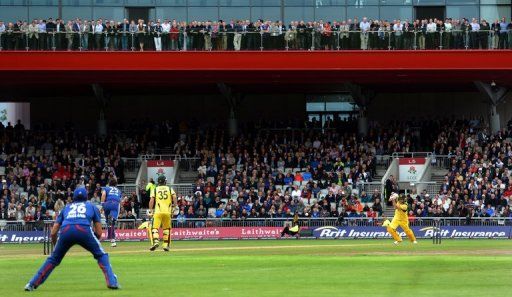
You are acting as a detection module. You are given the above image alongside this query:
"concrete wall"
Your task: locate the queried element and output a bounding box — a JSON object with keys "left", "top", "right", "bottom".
{"left": 367, "top": 92, "right": 489, "bottom": 122}
{"left": 368, "top": 91, "right": 512, "bottom": 130}
{"left": 28, "top": 91, "right": 512, "bottom": 131}
{"left": 30, "top": 93, "right": 307, "bottom": 130}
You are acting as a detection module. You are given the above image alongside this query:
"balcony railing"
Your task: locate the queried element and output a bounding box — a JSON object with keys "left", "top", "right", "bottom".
{"left": 0, "top": 30, "right": 511, "bottom": 51}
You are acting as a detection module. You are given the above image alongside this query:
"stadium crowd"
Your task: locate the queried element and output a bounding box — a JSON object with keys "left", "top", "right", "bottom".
{"left": 0, "top": 16, "right": 512, "bottom": 51}
{"left": 420, "top": 121, "right": 512, "bottom": 217}
{"left": 166, "top": 119, "right": 446, "bottom": 221}
{"left": 2, "top": 117, "right": 512, "bottom": 227}
{"left": 0, "top": 120, "right": 153, "bottom": 224}
{"left": 399, "top": 118, "right": 512, "bottom": 220}
{"left": 167, "top": 117, "right": 512, "bottom": 221}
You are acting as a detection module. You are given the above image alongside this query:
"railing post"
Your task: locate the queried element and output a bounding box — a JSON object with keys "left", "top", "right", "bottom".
{"left": 51, "top": 32, "right": 56, "bottom": 51}
{"left": 25, "top": 32, "right": 29, "bottom": 51}
{"left": 259, "top": 31, "right": 263, "bottom": 51}
{"left": 489, "top": 30, "right": 493, "bottom": 50}
{"left": 78, "top": 32, "right": 83, "bottom": 51}
{"left": 310, "top": 31, "right": 315, "bottom": 51}
{"left": 387, "top": 31, "right": 392, "bottom": 50}
{"left": 464, "top": 30, "right": 469, "bottom": 50}
{"left": 413, "top": 30, "right": 417, "bottom": 50}
{"left": 131, "top": 32, "right": 135, "bottom": 51}
{"left": 439, "top": 30, "right": 443, "bottom": 50}
{"left": 104, "top": 31, "right": 108, "bottom": 51}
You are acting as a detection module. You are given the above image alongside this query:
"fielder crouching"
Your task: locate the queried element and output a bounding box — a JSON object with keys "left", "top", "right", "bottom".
{"left": 25, "top": 187, "right": 119, "bottom": 291}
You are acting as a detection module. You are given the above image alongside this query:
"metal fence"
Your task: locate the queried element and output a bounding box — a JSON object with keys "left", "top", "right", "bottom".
{"left": 118, "top": 183, "right": 139, "bottom": 196}
{"left": 390, "top": 154, "right": 458, "bottom": 170}
{"left": 140, "top": 154, "right": 177, "bottom": 160}
{"left": 420, "top": 182, "right": 441, "bottom": 196}
{"left": 8, "top": 217, "right": 512, "bottom": 232}
{"left": 116, "top": 219, "right": 139, "bottom": 230}
{"left": 176, "top": 158, "right": 200, "bottom": 172}
{"left": 356, "top": 182, "right": 382, "bottom": 196}
{"left": 169, "top": 183, "right": 195, "bottom": 197}
{"left": 375, "top": 155, "right": 392, "bottom": 167}
{"left": 117, "top": 183, "right": 194, "bottom": 200}
{"left": 1, "top": 30, "right": 510, "bottom": 52}
{"left": 139, "top": 155, "right": 199, "bottom": 172}
{"left": 391, "top": 152, "right": 433, "bottom": 158}
{"left": 163, "top": 217, "right": 512, "bottom": 228}
{"left": 148, "top": 217, "right": 512, "bottom": 228}
{"left": 122, "top": 157, "right": 142, "bottom": 173}
{"left": 0, "top": 220, "right": 47, "bottom": 231}
{"left": 430, "top": 154, "right": 459, "bottom": 169}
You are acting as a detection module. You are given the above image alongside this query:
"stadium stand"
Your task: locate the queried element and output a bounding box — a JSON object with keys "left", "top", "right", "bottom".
{"left": 421, "top": 119, "right": 512, "bottom": 218}
{"left": 0, "top": 121, "right": 158, "bottom": 224}
{"left": 1, "top": 117, "right": 512, "bottom": 232}
{"left": 171, "top": 118, "right": 512, "bottom": 220}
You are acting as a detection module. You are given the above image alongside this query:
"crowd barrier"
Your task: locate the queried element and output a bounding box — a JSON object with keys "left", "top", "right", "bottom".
{"left": 122, "top": 157, "right": 142, "bottom": 173}
{"left": 139, "top": 155, "right": 200, "bottom": 172}
{"left": 1, "top": 30, "right": 511, "bottom": 51}
{"left": 2, "top": 217, "right": 511, "bottom": 243}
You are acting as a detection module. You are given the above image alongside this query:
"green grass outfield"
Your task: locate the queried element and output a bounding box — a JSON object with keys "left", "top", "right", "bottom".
{"left": 1, "top": 239, "right": 511, "bottom": 297}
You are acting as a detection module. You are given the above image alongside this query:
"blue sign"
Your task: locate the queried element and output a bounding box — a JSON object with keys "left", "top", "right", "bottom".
{"left": 313, "top": 226, "right": 512, "bottom": 239}
{"left": 0, "top": 231, "right": 46, "bottom": 243}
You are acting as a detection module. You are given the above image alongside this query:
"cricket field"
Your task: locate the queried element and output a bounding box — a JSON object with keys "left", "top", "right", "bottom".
{"left": 0, "top": 239, "right": 511, "bottom": 297}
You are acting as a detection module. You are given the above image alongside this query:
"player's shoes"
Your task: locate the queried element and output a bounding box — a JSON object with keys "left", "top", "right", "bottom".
{"left": 107, "top": 282, "right": 120, "bottom": 289}
{"left": 163, "top": 246, "right": 170, "bottom": 252}
{"left": 413, "top": 241, "right": 418, "bottom": 244}
{"left": 149, "top": 242, "right": 159, "bottom": 251}
{"left": 24, "top": 283, "right": 36, "bottom": 291}
{"left": 393, "top": 241, "right": 401, "bottom": 245}
{"left": 107, "top": 275, "right": 120, "bottom": 290}
{"left": 111, "top": 240, "right": 117, "bottom": 247}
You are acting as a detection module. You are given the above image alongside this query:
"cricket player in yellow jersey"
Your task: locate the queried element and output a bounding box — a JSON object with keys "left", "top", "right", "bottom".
{"left": 148, "top": 175, "right": 177, "bottom": 251}
{"left": 383, "top": 193, "right": 417, "bottom": 245}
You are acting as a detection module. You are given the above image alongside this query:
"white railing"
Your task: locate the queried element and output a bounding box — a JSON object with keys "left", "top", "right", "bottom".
{"left": 34, "top": 217, "right": 512, "bottom": 231}
{"left": 414, "top": 182, "right": 441, "bottom": 196}
{"left": 117, "top": 183, "right": 138, "bottom": 197}
{"left": 122, "top": 157, "right": 142, "bottom": 172}
{"left": 430, "top": 154, "right": 458, "bottom": 169}
{"left": 169, "top": 183, "right": 195, "bottom": 197}
{"left": 356, "top": 182, "right": 382, "bottom": 197}
{"left": 391, "top": 152, "right": 433, "bottom": 158}
{"left": 138, "top": 155, "right": 200, "bottom": 172}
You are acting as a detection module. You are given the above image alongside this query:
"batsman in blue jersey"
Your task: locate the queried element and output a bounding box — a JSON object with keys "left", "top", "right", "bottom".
{"left": 101, "top": 178, "right": 122, "bottom": 247}
{"left": 25, "top": 187, "right": 119, "bottom": 291}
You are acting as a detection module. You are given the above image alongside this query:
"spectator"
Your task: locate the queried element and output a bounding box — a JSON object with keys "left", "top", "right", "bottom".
{"left": 1, "top": 15, "right": 508, "bottom": 51}
{"left": 122, "top": 210, "right": 136, "bottom": 221}
{"left": 176, "top": 210, "right": 186, "bottom": 226}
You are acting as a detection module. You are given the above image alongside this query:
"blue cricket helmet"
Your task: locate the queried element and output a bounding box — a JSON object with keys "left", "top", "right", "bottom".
{"left": 73, "top": 187, "right": 88, "bottom": 201}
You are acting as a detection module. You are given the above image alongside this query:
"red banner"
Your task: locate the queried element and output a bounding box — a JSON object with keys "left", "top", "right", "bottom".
{"left": 398, "top": 157, "right": 426, "bottom": 165}
{"left": 147, "top": 160, "right": 174, "bottom": 167}
{"left": 101, "top": 229, "right": 148, "bottom": 241}
{"left": 102, "top": 227, "right": 283, "bottom": 241}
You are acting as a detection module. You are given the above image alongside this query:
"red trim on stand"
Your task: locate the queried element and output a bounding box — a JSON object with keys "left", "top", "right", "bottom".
{"left": 1, "top": 51, "right": 511, "bottom": 88}
{"left": 0, "top": 50, "right": 511, "bottom": 71}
